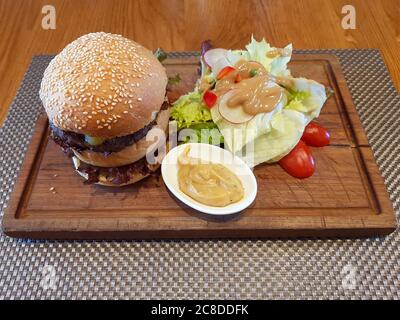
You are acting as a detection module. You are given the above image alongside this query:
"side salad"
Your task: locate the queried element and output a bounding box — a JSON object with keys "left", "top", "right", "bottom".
{"left": 169, "top": 37, "right": 332, "bottom": 179}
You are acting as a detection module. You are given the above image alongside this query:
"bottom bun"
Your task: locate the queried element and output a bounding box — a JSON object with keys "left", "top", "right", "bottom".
{"left": 75, "top": 169, "right": 151, "bottom": 187}
{"left": 72, "top": 156, "right": 159, "bottom": 187}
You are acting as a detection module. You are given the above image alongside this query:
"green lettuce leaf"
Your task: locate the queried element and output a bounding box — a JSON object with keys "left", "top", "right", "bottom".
{"left": 229, "top": 77, "right": 327, "bottom": 166}
{"left": 238, "top": 109, "right": 307, "bottom": 167}
{"left": 171, "top": 92, "right": 212, "bottom": 129}
{"left": 283, "top": 77, "right": 327, "bottom": 121}
{"left": 243, "top": 35, "right": 292, "bottom": 76}
{"left": 154, "top": 48, "right": 167, "bottom": 63}
{"left": 285, "top": 89, "right": 311, "bottom": 112}
{"left": 168, "top": 73, "right": 181, "bottom": 86}
{"left": 287, "top": 89, "right": 310, "bottom": 103}
{"left": 211, "top": 99, "right": 285, "bottom": 154}
{"left": 206, "top": 36, "right": 293, "bottom": 78}
{"left": 170, "top": 92, "right": 223, "bottom": 145}
{"left": 178, "top": 122, "right": 224, "bottom": 145}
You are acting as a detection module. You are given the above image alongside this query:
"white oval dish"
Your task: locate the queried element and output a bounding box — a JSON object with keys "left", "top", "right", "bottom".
{"left": 161, "top": 143, "right": 257, "bottom": 215}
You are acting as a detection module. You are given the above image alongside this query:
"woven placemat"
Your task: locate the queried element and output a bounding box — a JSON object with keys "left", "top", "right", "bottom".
{"left": 0, "top": 50, "right": 399, "bottom": 300}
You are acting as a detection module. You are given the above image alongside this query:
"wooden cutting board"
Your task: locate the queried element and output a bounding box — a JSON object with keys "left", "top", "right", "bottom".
{"left": 2, "top": 54, "right": 397, "bottom": 239}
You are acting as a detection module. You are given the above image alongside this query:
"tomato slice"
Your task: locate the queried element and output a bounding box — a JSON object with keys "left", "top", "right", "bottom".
{"left": 216, "top": 66, "right": 235, "bottom": 80}
{"left": 203, "top": 90, "right": 218, "bottom": 108}
{"left": 301, "top": 121, "right": 330, "bottom": 147}
{"left": 278, "top": 140, "right": 315, "bottom": 179}
{"left": 234, "top": 73, "right": 242, "bottom": 83}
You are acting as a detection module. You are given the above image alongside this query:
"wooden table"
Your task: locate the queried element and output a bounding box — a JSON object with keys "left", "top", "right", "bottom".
{"left": 0, "top": 0, "right": 398, "bottom": 124}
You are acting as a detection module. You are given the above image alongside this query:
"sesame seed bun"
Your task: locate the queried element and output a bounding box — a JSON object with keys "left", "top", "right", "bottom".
{"left": 40, "top": 32, "right": 168, "bottom": 138}
{"left": 93, "top": 172, "right": 154, "bottom": 187}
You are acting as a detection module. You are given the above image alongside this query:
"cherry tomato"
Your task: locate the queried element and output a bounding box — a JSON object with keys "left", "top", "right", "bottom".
{"left": 278, "top": 140, "right": 315, "bottom": 179}
{"left": 216, "top": 66, "right": 235, "bottom": 80}
{"left": 301, "top": 121, "right": 330, "bottom": 147}
{"left": 203, "top": 90, "right": 217, "bottom": 108}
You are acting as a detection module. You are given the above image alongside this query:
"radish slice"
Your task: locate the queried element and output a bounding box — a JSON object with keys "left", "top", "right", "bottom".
{"left": 218, "top": 90, "right": 254, "bottom": 124}
{"left": 212, "top": 57, "right": 231, "bottom": 76}
{"left": 203, "top": 48, "right": 228, "bottom": 68}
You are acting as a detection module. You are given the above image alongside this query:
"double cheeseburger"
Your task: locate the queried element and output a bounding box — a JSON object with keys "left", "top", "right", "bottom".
{"left": 40, "top": 33, "right": 169, "bottom": 186}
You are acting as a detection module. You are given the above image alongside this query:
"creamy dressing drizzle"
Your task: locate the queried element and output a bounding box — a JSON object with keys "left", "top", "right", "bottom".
{"left": 213, "top": 60, "right": 291, "bottom": 116}
{"left": 266, "top": 48, "right": 291, "bottom": 59}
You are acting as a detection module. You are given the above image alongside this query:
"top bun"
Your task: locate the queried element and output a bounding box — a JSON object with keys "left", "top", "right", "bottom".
{"left": 40, "top": 32, "right": 168, "bottom": 138}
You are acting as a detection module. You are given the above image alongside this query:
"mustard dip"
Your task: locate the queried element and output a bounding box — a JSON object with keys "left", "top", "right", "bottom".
{"left": 177, "top": 146, "right": 244, "bottom": 207}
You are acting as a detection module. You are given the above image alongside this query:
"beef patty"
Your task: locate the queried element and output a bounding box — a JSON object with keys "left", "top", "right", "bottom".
{"left": 75, "top": 156, "right": 158, "bottom": 185}
{"left": 50, "top": 101, "right": 169, "bottom": 155}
